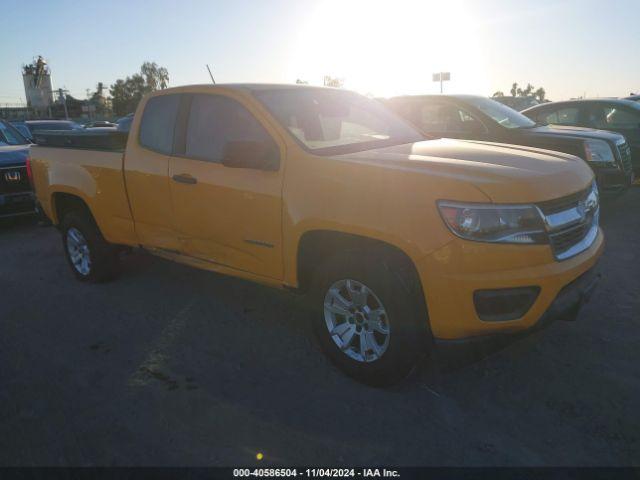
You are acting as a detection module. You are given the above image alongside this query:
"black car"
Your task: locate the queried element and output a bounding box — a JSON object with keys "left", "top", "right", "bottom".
{"left": 115, "top": 113, "right": 134, "bottom": 133}
{"left": 0, "top": 120, "right": 34, "bottom": 218}
{"left": 385, "top": 94, "right": 634, "bottom": 194}
{"left": 522, "top": 99, "right": 640, "bottom": 175}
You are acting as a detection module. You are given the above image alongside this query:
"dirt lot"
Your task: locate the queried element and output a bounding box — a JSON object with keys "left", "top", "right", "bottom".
{"left": 1, "top": 189, "right": 638, "bottom": 467}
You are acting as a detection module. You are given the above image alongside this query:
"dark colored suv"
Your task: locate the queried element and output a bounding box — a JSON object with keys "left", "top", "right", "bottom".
{"left": 384, "top": 95, "right": 634, "bottom": 194}
{"left": 0, "top": 120, "right": 34, "bottom": 218}
{"left": 523, "top": 99, "right": 640, "bottom": 175}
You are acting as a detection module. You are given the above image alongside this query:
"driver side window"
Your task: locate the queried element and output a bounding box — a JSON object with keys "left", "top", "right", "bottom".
{"left": 601, "top": 107, "right": 640, "bottom": 128}
{"left": 542, "top": 107, "right": 579, "bottom": 126}
{"left": 419, "top": 103, "right": 485, "bottom": 135}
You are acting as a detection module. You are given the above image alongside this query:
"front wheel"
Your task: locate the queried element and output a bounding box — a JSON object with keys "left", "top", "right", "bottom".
{"left": 61, "top": 211, "right": 118, "bottom": 282}
{"left": 310, "top": 251, "right": 430, "bottom": 386}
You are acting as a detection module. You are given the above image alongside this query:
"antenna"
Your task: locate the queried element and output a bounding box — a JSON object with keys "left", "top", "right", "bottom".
{"left": 206, "top": 64, "right": 215, "bottom": 84}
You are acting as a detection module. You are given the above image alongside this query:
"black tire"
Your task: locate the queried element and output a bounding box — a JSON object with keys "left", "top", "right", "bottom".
{"left": 310, "top": 250, "right": 431, "bottom": 387}
{"left": 60, "top": 211, "right": 118, "bottom": 283}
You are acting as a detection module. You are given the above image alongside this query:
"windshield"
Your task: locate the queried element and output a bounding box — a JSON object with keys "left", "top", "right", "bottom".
{"left": 254, "top": 88, "right": 424, "bottom": 155}
{"left": 466, "top": 97, "right": 537, "bottom": 129}
{"left": 13, "top": 124, "right": 32, "bottom": 139}
{"left": 0, "top": 121, "right": 29, "bottom": 146}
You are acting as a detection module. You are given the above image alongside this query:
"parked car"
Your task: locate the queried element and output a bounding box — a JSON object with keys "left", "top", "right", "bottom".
{"left": 492, "top": 95, "right": 540, "bottom": 111}
{"left": 30, "top": 85, "right": 603, "bottom": 385}
{"left": 0, "top": 120, "right": 35, "bottom": 218}
{"left": 23, "top": 120, "right": 83, "bottom": 137}
{"left": 84, "top": 121, "right": 116, "bottom": 129}
{"left": 115, "top": 113, "right": 134, "bottom": 133}
{"left": 384, "top": 94, "right": 634, "bottom": 194}
{"left": 522, "top": 99, "right": 640, "bottom": 175}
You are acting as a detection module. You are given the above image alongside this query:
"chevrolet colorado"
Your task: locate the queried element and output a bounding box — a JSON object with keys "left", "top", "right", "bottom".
{"left": 30, "top": 85, "right": 603, "bottom": 385}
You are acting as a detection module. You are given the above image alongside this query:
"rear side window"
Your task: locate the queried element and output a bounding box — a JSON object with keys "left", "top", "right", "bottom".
{"left": 185, "top": 94, "right": 273, "bottom": 163}
{"left": 139, "top": 94, "right": 181, "bottom": 154}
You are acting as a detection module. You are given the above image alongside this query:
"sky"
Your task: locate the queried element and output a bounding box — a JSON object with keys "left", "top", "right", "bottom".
{"left": 1, "top": 0, "right": 639, "bottom": 105}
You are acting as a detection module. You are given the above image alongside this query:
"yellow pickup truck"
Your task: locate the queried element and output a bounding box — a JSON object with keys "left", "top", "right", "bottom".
{"left": 30, "top": 84, "right": 603, "bottom": 385}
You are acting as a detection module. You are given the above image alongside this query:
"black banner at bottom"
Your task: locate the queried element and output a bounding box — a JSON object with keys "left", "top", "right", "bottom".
{"left": 0, "top": 466, "right": 640, "bottom": 480}
{"left": 1, "top": 467, "right": 640, "bottom": 480}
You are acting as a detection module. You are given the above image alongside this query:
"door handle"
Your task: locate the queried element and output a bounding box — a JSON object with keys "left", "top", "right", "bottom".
{"left": 172, "top": 174, "right": 197, "bottom": 185}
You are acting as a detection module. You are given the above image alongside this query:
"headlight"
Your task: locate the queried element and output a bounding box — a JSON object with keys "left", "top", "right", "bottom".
{"left": 584, "top": 139, "right": 615, "bottom": 164}
{"left": 437, "top": 201, "right": 547, "bottom": 244}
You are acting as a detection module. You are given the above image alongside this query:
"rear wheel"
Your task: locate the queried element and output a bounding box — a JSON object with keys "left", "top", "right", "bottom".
{"left": 310, "top": 251, "right": 430, "bottom": 386}
{"left": 60, "top": 211, "right": 118, "bottom": 282}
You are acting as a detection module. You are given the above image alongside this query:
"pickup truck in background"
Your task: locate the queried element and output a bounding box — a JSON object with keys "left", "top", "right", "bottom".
{"left": 30, "top": 84, "right": 603, "bottom": 385}
{"left": 384, "top": 94, "right": 634, "bottom": 194}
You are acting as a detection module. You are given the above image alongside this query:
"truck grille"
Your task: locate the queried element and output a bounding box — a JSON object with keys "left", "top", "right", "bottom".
{"left": 549, "top": 222, "right": 592, "bottom": 257}
{"left": 0, "top": 166, "right": 31, "bottom": 194}
{"left": 537, "top": 185, "right": 599, "bottom": 261}
{"left": 537, "top": 186, "right": 589, "bottom": 215}
{"left": 617, "top": 141, "right": 633, "bottom": 174}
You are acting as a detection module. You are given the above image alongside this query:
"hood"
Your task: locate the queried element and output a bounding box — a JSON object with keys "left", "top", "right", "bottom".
{"left": 519, "top": 124, "right": 625, "bottom": 143}
{"left": 0, "top": 145, "right": 30, "bottom": 168}
{"left": 334, "top": 138, "right": 593, "bottom": 203}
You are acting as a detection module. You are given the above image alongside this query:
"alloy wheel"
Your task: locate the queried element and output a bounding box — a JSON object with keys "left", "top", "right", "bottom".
{"left": 323, "top": 279, "right": 391, "bottom": 363}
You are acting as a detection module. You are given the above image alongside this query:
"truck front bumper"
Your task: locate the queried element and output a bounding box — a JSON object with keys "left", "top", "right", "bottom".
{"left": 416, "top": 228, "right": 604, "bottom": 340}
{"left": 595, "top": 166, "right": 634, "bottom": 195}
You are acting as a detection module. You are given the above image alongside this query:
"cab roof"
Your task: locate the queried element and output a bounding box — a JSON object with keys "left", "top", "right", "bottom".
{"left": 156, "top": 83, "right": 339, "bottom": 94}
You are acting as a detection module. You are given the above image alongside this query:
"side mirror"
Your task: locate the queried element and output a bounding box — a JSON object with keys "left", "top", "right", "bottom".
{"left": 222, "top": 140, "right": 280, "bottom": 171}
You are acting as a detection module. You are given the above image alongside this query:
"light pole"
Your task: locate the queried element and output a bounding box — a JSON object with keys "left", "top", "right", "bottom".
{"left": 432, "top": 72, "right": 451, "bottom": 93}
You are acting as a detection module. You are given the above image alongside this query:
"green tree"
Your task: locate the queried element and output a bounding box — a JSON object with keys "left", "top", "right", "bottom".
{"left": 141, "top": 62, "right": 169, "bottom": 90}
{"left": 110, "top": 62, "right": 170, "bottom": 116}
{"left": 518, "top": 83, "right": 534, "bottom": 96}
{"left": 502, "top": 82, "right": 547, "bottom": 101}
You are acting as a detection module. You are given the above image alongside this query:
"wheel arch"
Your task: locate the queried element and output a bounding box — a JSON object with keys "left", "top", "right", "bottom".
{"left": 296, "top": 230, "right": 427, "bottom": 308}
{"left": 51, "top": 191, "right": 95, "bottom": 226}
{"left": 297, "top": 229, "right": 433, "bottom": 348}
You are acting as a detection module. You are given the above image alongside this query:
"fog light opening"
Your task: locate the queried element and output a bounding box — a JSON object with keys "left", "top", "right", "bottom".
{"left": 473, "top": 286, "right": 541, "bottom": 322}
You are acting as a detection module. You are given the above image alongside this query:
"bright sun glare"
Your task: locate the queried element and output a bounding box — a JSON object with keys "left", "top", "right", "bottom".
{"left": 288, "top": 0, "right": 489, "bottom": 97}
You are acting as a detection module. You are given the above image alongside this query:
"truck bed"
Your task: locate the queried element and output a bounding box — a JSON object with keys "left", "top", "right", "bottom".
{"left": 32, "top": 129, "right": 128, "bottom": 152}
{"left": 30, "top": 138, "right": 137, "bottom": 246}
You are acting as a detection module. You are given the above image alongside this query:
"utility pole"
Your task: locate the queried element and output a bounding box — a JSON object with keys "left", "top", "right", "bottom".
{"left": 58, "top": 88, "right": 69, "bottom": 119}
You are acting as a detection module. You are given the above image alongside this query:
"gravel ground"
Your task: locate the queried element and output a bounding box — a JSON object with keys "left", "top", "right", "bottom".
{"left": 0, "top": 188, "right": 638, "bottom": 467}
